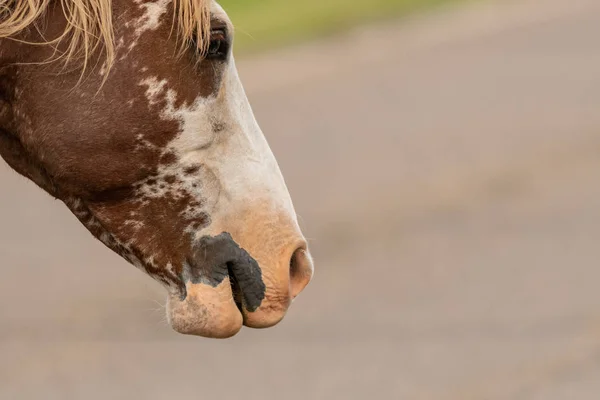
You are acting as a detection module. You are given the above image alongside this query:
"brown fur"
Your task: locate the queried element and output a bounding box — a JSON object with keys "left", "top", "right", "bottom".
{"left": 0, "top": 0, "right": 211, "bottom": 79}
{"left": 0, "top": 0, "right": 224, "bottom": 288}
{"left": 0, "top": 0, "right": 314, "bottom": 338}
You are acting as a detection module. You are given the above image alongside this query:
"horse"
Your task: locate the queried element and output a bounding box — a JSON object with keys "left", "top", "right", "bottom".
{"left": 0, "top": 0, "right": 314, "bottom": 339}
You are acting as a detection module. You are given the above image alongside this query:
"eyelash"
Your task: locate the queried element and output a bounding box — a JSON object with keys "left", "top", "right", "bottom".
{"left": 206, "top": 29, "right": 229, "bottom": 60}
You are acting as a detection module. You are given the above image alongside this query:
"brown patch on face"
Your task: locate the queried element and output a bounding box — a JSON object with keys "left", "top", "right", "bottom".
{"left": 0, "top": 0, "right": 228, "bottom": 193}
{"left": 212, "top": 120, "right": 226, "bottom": 133}
{"left": 0, "top": 129, "right": 57, "bottom": 196}
{"left": 184, "top": 165, "right": 200, "bottom": 175}
{"left": 160, "top": 152, "right": 177, "bottom": 166}
{"left": 0, "top": 0, "right": 230, "bottom": 288}
{"left": 84, "top": 179, "right": 212, "bottom": 290}
{"left": 0, "top": 69, "right": 15, "bottom": 124}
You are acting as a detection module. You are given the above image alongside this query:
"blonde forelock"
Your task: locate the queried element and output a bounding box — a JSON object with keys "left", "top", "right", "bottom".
{"left": 0, "top": 0, "right": 212, "bottom": 79}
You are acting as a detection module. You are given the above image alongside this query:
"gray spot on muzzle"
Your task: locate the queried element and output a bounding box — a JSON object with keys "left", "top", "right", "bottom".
{"left": 181, "top": 232, "right": 266, "bottom": 312}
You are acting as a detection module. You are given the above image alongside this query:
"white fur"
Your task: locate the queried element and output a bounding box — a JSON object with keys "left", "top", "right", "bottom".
{"left": 129, "top": 0, "right": 171, "bottom": 51}
{"left": 130, "top": 1, "right": 300, "bottom": 281}
{"left": 140, "top": 76, "right": 168, "bottom": 105}
{"left": 135, "top": 0, "right": 170, "bottom": 35}
{"left": 138, "top": 58, "right": 298, "bottom": 223}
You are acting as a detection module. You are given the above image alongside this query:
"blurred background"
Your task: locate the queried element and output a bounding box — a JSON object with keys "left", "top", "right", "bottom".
{"left": 2, "top": 0, "right": 600, "bottom": 398}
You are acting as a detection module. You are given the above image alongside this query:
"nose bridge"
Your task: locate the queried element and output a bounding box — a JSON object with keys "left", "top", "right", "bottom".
{"left": 213, "top": 57, "right": 299, "bottom": 221}
{"left": 206, "top": 53, "right": 310, "bottom": 291}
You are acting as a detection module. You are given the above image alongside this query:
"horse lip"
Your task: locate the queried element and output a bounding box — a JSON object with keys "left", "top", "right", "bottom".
{"left": 177, "top": 232, "right": 268, "bottom": 316}
{"left": 176, "top": 278, "right": 188, "bottom": 302}
{"left": 167, "top": 269, "right": 245, "bottom": 338}
{"left": 227, "top": 264, "right": 245, "bottom": 315}
{"left": 177, "top": 261, "right": 244, "bottom": 315}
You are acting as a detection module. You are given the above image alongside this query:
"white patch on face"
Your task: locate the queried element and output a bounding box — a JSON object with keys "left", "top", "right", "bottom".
{"left": 136, "top": 76, "right": 218, "bottom": 233}
{"left": 139, "top": 76, "right": 168, "bottom": 106}
{"left": 187, "top": 2, "right": 298, "bottom": 225}
{"left": 135, "top": 0, "right": 300, "bottom": 240}
{"left": 129, "top": 0, "right": 171, "bottom": 51}
{"left": 207, "top": 60, "right": 298, "bottom": 217}
{"left": 141, "top": 58, "right": 298, "bottom": 236}
{"left": 210, "top": 1, "right": 229, "bottom": 23}
{"left": 135, "top": 66, "right": 299, "bottom": 242}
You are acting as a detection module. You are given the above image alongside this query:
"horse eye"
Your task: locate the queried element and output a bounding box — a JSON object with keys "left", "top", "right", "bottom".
{"left": 206, "top": 30, "right": 229, "bottom": 60}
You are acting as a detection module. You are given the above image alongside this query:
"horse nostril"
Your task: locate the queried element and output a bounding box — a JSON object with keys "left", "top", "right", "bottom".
{"left": 289, "top": 246, "right": 314, "bottom": 299}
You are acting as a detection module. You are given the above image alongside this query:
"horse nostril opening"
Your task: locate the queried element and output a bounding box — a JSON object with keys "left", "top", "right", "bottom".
{"left": 289, "top": 246, "right": 314, "bottom": 299}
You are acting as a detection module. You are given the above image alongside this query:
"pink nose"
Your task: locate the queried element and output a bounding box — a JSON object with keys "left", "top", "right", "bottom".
{"left": 289, "top": 245, "right": 314, "bottom": 299}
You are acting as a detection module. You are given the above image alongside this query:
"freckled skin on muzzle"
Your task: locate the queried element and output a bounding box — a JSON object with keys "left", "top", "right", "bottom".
{"left": 167, "top": 233, "right": 283, "bottom": 338}
{"left": 167, "top": 229, "right": 313, "bottom": 338}
{"left": 184, "top": 233, "right": 266, "bottom": 311}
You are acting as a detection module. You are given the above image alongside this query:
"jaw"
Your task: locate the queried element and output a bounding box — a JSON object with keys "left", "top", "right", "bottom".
{"left": 167, "top": 279, "right": 244, "bottom": 339}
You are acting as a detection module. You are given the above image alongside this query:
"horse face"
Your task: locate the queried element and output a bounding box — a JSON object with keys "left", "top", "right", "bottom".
{"left": 0, "top": 0, "right": 313, "bottom": 338}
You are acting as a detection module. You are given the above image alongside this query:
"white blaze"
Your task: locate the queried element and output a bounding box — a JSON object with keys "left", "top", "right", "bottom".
{"left": 136, "top": 0, "right": 299, "bottom": 238}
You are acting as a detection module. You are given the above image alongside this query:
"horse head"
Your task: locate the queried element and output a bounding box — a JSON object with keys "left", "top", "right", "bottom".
{"left": 0, "top": 0, "right": 314, "bottom": 338}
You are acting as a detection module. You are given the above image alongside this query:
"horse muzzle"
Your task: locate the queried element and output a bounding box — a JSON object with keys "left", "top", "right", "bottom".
{"left": 166, "top": 232, "right": 313, "bottom": 338}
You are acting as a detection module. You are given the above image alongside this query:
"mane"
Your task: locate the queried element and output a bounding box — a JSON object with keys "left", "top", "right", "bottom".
{"left": 0, "top": 0, "right": 211, "bottom": 77}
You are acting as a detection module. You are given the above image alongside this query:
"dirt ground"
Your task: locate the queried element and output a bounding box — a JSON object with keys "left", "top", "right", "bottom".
{"left": 2, "top": 0, "right": 600, "bottom": 398}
